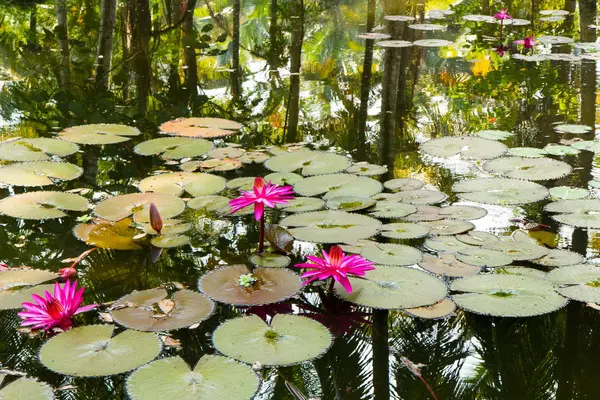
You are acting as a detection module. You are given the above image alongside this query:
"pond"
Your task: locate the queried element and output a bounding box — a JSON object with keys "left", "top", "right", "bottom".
{"left": 0, "top": 0, "right": 599, "bottom": 399}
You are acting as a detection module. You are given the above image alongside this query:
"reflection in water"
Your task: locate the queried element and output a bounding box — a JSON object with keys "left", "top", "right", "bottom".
{"left": 0, "top": 0, "right": 600, "bottom": 398}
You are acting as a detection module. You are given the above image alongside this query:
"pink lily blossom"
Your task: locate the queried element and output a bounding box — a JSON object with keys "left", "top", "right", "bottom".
{"left": 0, "top": 263, "right": 9, "bottom": 271}
{"left": 494, "top": 8, "right": 512, "bottom": 20}
{"left": 295, "top": 246, "right": 375, "bottom": 294}
{"left": 18, "top": 280, "right": 97, "bottom": 331}
{"left": 515, "top": 36, "right": 536, "bottom": 49}
{"left": 229, "top": 177, "right": 294, "bottom": 221}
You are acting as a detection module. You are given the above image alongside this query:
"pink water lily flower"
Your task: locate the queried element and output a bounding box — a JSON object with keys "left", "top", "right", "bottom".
{"left": 229, "top": 177, "right": 294, "bottom": 221}
{"left": 515, "top": 36, "right": 536, "bottom": 49}
{"left": 295, "top": 246, "right": 375, "bottom": 294}
{"left": 0, "top": 263, "right": 9, "bottom": 271}
{"left": 18, "top": 280, "right": 97, "bottom": 331}
{"left": 494, "top": 8, "right": 512, "bottom": 20}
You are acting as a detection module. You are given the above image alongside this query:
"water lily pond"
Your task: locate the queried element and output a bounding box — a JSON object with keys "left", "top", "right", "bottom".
{"left": 1, "top": 0, "right": 600, "bottom": 399}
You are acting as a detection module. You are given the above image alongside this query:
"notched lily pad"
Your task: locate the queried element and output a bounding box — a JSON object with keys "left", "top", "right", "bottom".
{"left": 482, "top": 156, "right": 572, "bottom": 181}
{"left": 326, "top": 196, "right": 376, "bottom": 212}
{"left": 383, "top": 178, "right": 424, "bottom": 192}
{"left": 264, "top": 151, "right": 351, "bottom": 176}
{"left": 359, "top": 243, "right": 422, "bottom": 266}
{"left": 346, "top": 162, "right": 388, "bottom": 176}
{"left": 531, "top": 249, "right": 584, "bottom": 267}
{"left": 405, "top": 298, "right": 457, "bottom": 319}
{"left": 280, "top": 211, "right": 382, "bottom": 243}
{"left": 0, "top": 161, "right": 83, "bottom": 187}
{"left": 0, "top": 191, "right": 89, "bottom": 220}
{"left": 545, "top": 199, "right": 600, "bottom": 228}
{"left": 138, "top": 172, "right": 226, "bottom": 197}
{"left": 549, "top": 186, "right": 589, "bottom": 200}
{"left": 369, "top": 201, "right": 417, "bottom": 218}
{"left": 452, "top": 178, "right": 549, "bottom": 205}
{"left": 420, "top": 137, "right": 507, "bottom": 159}
{"left": 58, "top": 124, "right": 141, "bottom": 145}
{"left": 418, "top": 219, "right": 475, "bottom": 235}
{"left": 150, "top": 235, "right": 190, "bottom": 248}
{"left": 94, "top": 193, "right": 185, "bottom": 222}
{"left": 455, "top": 247, "right": 513, "bottom": 267}
{"left": 0, "top": 376, "right": 54, "bottom": 400}
{"left": 546, "top": 264, "right": 600, "bottom": 303}
{"left": 73, "top": 218, "right": 142, "bottom": 250}
{"left": 0, "top": 138, "right": 79, "bottom": 161}
{"left": 277, "top": 197, "right": 325, "bottom": 213}
{"left": 418, "top": 254, "right": 481, "bottom": 277}
{"left": 374, "top": 190, "right": 448, "bottom": 205}
{"left": 134, "top": 137, "right": 213, "bottom": 159}
{"left": 249, "top": 253, "right": 291, "bottom": 268}
{"left": 379, "top": 222, "right": 430, "bottom": 239}
{"left": 293, "top": 173, "right": 382, "bottom": 199}
{"left": 160, "top": 117, "right": 242, "bottom": 138}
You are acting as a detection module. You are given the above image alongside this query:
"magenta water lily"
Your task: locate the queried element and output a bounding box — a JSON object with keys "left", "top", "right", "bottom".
{"left": 493, "top": 8, "right": 512, "bottom": 20}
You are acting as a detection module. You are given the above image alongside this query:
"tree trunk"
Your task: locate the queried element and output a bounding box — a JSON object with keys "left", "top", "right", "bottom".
{"left": 563, "top": 0, "right": 577, "bottom": 33}
{"left": 285, "top": 0, "right": 304, "bottom": 142}
{"left": 372, "top": 310, "right": 390, "bottom": 400}
{"left": 231, "top": 0, "right": 242, "bottom": 99}
{"left": 55, "top": 0, "right": 71, "bottom": 89}
{"left": 267, "top": 0, "right": 279, "bottom": 70}
{"left": 167, "top": 0, "right": 183, "bottom": 98}
{"left": 128, "top": 0, "right": 152, "bottom": 115}
{"left": 183, "top": 0, "right": 198, "bottom": 102}
{"left": 28, "top": 4, "right": 37, "bottom": 47}
{"left": 120, "top": 3, "right": 131, "bottom": 100}
{"left": 578, "top": 0, "right": 597, "bottom": 42}
{"left": 95, "top": 0, "right": 118, "bottom": 88}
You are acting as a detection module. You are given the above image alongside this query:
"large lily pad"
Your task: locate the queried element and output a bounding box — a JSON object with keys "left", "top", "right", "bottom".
{"left": 110, "top": 288, "right": 214, "bottom": 332}
{"left": 383, "top": 178, "right": 424, "bottom": 192}
{"left": 414, "top": 39, "right": 455, "bottom": 47}
{"left": 138, "top": 172, "right": 226, "bottom": 197}
{"left": 39, "top": 325, "right": 162, "bottom": 377}
{"left": 249, "top": 253, "right": 291, "bottom": 268}
{"left": 570, "top": 141, "right": 600, "bottom": 152}
{"left": 151, "top": 235, "right": 191, "bottom": 248}
{"left": 134, "top": 137, "right": 213, "bottom": 159}
{"left": 402, "top": 205, "right": 443, "bottom": 222}
{"left": 408, "top": 23, "right": 446, "bottom": 30}
{"left": 180, "top": 158, "right": 242, "bottom": 172}
{"left": 212, "top": 314, "right": 332, "bottom": 366}
{"left": 160, "top": 118, "right": 242, "bottom": 138}
{"left": 531, "top": 249, "right": 584, "bottom": 267}
{"left": 187, "top": 195, "right": 230, "bottom": 212}
{"left": 279, "top": 211, "right": 382, "bottom": 243}
{"left": 277, "top": 197, "right": 325, "bottom": 213}
{"left": 419, "top": 254, "right": 481, "bottom": 277}
{"left": 198, "top": 265, "right": 302, "bottom": 306}
{"left": 472, "top": 130, "right": 514, "bottom": 140}
{"left": 94, "top": 193, "right": 185, "bottom": 222}
{"left": 484, "top": 240, "right": 550, "bottom": 261}
{"left": 420, "top": 137, "right": 507, "bottom": 159}
{"left": 451, "top": 274, "right": 568, "bottom": 317}
{"left": 405, "top": 298, "right": 457, "bottom": 319}
{"left": 455, "top": 247, "right": 513, "bottom": 267}
{"left": 58, "top": 124, "right": 141, "bottom": 145}
{"left": 264, "top": 151, "right": 351, "bottom": 176}
{"left": 418, "top": 219, "right": 475, "bottom": 235}
{"left": 264, "top": 172, "right": 304, "bottom": 186}
{"left": 126, "top": 355, "right": 259, "bottom": 400}
{"left": 335, "top": 266, "right": 447, "bottom": 309}
{"left": 482, "top": 156, "right": 572, "bottom": 181}
{"left": 0, "top": 191, "right": 89, "bottom": 219}
{"left": 0, "top": 138, "right": 79, "bottom": 161}
{"left": 0, "top": 284, "right": 55, "bottom": 310}
{"left": 369, "top": 201, "right": 417, "bottom": 218}
{"left": 545, "top": 199, "right": 600, "bottom": 228}
{"left": 452, "top": 178, "right": 549, "bottom": 205}
{"left": 424, "top": 236, "right": 472, "bottom": 253}
{"left": 554, "top": 124, "right": 592, "bottom": 134}
{"left": 0, "top": 161, "right": 83, "bottom": 187}
{"left": 359, "top": 243, "right": 422, "bottom": 266}
{"left": 456, "top": 231, "right": 499, "bottom": 246}
{"left": 379, "top": 222, "right": 430, "bottom": 239}
{"left": 293, "top": 174, "right": 382, "bottom": 199}
{"left": 326, "top": 196, "right": 376, "bottom": 212}
{"left": 73, "top": 218, "right": 142, "bottom": 250}
{"left": 546, "top": 264, "right": 600, "bottom": 303}
{"left": 0, "top": 269, "right": 57, "bottom": 290}
{"left": 507, "top": 147, "right": 547, "bottom": 158}
{"left": 0, "top": 377, "right": 54, "bottom": 400}
{"left": 374, "top": 190, "right": 448, "bottom": 205}
{"left": 346, "top": 162, "right": 388, "bottom": 176}
{"left": 438, "top": 205, "right": 487, "bottom": 220}
{"left": 549, "top": 186, "right": 589, "bottom": 200}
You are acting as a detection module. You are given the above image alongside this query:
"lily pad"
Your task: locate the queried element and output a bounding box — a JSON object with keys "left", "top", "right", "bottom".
{"left": 95, "top": 193, "right": 185, "bottom": 222}
{"left": 180, "top": 158, "right": 243, "bottom": 172}
{"left": 207, "top": 147, "right": 245, "bottom": 160}
{"left": 227, "top": 177, "right": 256, "bottom": 191}
{"left": 405, "top": 298, "right": 457, "bottom": 319}
{"left": 369, "top": 201, "right": 418, "bottom": 218}
{"left": 438, "top": 205, "right": 487, "bottom": 220}
{"left": 482, "top": 156, "right": 572, "bottom": 180}
{"left": 151, "top": 235, "right": 190, "bottom": 248}
{"left": 531, "top": 249, "right": 585, "bottom": 267}
{"left": 571, "top": 141, "right": 600, "bottom": 152}
{"left": 334, "top": 265, "right": 447, "bottom": 309}
{"left": 539, "top": 9, "right": 570, "bottom": 15}
{"left": 212, "top": 314, "right": 332, "bottom": 366}
{"left": 376, "top": 40, "right": 413, "bottom": 48}
{"left": 58, "top": 124, "right": 141, "bottom": 145}
{"left": 455, "top": 247, "right": 513, "bottom": 267}
{"left": 249, "top": 254, "right": 291, "bottom": 268}
{"left": 549, "top": 186, "right": 589, "bottom": 200}
{"left": 0, "top": 191, "right": 89, "bottom": 219}
{"left": 546, "top": 264, "right": 600, "bottom": 303}
{"left": 279, "top": 211, "right": 382, "bottom": 243}
{"left": 424, "top": 236, "right": 472, "bottom": 253}
{"left": 160, "top": 118, "right": 242, "bottom": 138}
{"left": 264, "top": 172, "right": 304, "bottom": 186}
{"left": 239, "top": 151, "right": 270, "bottom": 164}
{"left": 0, "top": 377, "right": 54, "bottom": 400}
{"left": 0, "top": 161, "right": 83, "bottom": 187}
{"left": 198, "top": 265, "right": 302, "bottom": 306}
{"left": 414, "top": 39, "right": 455, "bottom": 47}
{"left": 507, "top": 147, "right": 547, "bottom": 158}
{"left": 493, "top": 266, "right": 547, "bottom": 279}
{"left": 264, "top": 151, "right": 351, "bottom": 176}
{"left": 39, "top": 325, "right": 162, "bottom": 376}
{"left": 545, "top": 199, "right": 600, "bottom": 228}
{"left": 408, "top": 23, "right": 446, "bottom": 31}
{"left": 110, "top": 288, "right": 214, "bottom": 332}
{"left": 73, "top": 218, "right": 142, "bottom": 250}
{"left": 326, "top": 196, "right": 376, "bottom": 212}
{"left": 0, "top": 284, "right": 55, "bottom": 310}
{"left": 346, "top": 162, "right": 388, "bottom": 176}
{"left": 452, "top": 178, "right": 549, "bottom": 205}
{"left": 554, "top": 124, "right": 592, "bottom": 134}
{"left": 418, "top": 219, "right": 475, "bottom": 235}
{"left": 543, "top": 144, "right": 580, "bottom": 156}
{"left": 420, "top": 137, "right": 507, "bottom": 159}
{"left": 418, "top": 254, "right": 481, "bottom": 277}
{"left": 126, "top": 355, "right": 259, "bottom": 400}
{"left": 472, "top": 130, "right": 514, "bottom": 140}
{"left": 463, "top": 14, "right": 496, "bottom": 23}
{"left": 456, "top": 231, "right": 499, "bottom": 246}
{"left": 0, "top": 138, "right": 79, "bottom": 161}
{"left": 359, "top": 243, "right": 422, "bottom": 266}
{"left": 379, "top": 223, "right": 430, "bottom": 239}
{"left": 383, "top": 15, "right": 415, "bottom": 22}
{"left": 358, "top": 32, "right": 392, "bottom": 40}
{"left": 134, "top": 137, "right": 213, "bottom": 159}
{"left": 0, "top": 269, "right": 57, "bottom": 290}
{"left": 539, "top": 16, "right": 566, "bottom": 22}
{"left": 277, "top": 197, "right": 325, "bottom": 213}
{"left": 142, "top": 219, "right": 192, "bottom": 235}
{"left": 451, "top": 274, "right": 568, "bottom": 317}
{"left": 537, "top": 35, "right": 574, "bottom": 45}
{"left": 187, "top": 195, "right": 230, "bottom": 212}
{"left": 138, "top": 172, "right": 226, "bottom": 197}
{"left": 293, "top": 174, "right": 382, "bottom": 199}
{"left": 374, "top": 190, "right": 448, "bottom": 205}
{"left": 383, "top": 178, "right": 424, "bottom": 192}
{"left": 483, "top": 240, "right": 550, "bottom": 261}
{"left": 401, "top": 205, "right": 443, "bottom": 222}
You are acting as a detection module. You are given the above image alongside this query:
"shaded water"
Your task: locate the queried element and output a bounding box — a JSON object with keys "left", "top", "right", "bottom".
{"left": 1, "top": 0, "right": 600, "bottom": 399}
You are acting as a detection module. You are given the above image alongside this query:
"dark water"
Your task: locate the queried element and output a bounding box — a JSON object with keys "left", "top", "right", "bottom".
{"left": 1, "top": 0, "right": 600, "bottom": 399}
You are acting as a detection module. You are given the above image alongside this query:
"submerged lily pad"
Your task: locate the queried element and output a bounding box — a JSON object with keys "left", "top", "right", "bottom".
{"left": 0, "top": 161, "right": 83, "bottom": 187}
{"left": 160, "top": 118, "right": 242, "bottom": 138}
{"left": 549, "top": 186, "right": 589, "bottom": 200}
{"left": 369, "top": 201, "right": 417, "bottom": 218}
{"left": 379, "top": 222, "right": 430, "bottom": 239}
{"left": 546, "top": 264, "right": 600, "bottom": 303}
{"left": 326, "top": 196, "right": 376, "bottom": 212}
{"left": 249, "top": 253, "right": 291, "bottom": 268}
{"left": 73, "top": 218, "right": 142, "bottom": 250}
{"left": 264, "top": 151, "right": 351, "bottom": 176}
{"left": 110, "top": 288, "right": 214, "bottom": 331}
{"left": 452, "top": 178, "right": 549, "bottom": 205}
{"left": 451, "top": 274, "right": 568, "bottom": 317}
{"left": 359, "top": 243, "right": 422, "bottom": 266}
{"left": 0, "top": 377, "right": 54, "bottom": 400}
{"left": 418, "top": 219, "right": 475, "bottom": 235}
{"left": 383, "top": 178, "right": 424, "bottom": 192}
{"left": 0, "top": 138, "right": 79, "bottom": 161}
{"left": 139, "top": 172, "right": 226, "bottom": 197}
{"left": 418, "top": 254, "right": 481, "bottom": 277}
{"left": 198, "top": 265, "right": 302, "bottom": 306}
{"left": 405, "top": 298, "right": 457, "bottom": 319}
{"left": 126, "top": 355, "right": 260, "bottom": 400}
{"left": 279, "top": 211, "right": 382, "bottom": 243}
{"left": 58, "top": 124, "right": 141, "bottom": 145}
{"left": 134, "top": 137, "right": 213, "bottom": 159}
{"left": 346, "top": 162, "right": 388, "bottom": 176}
{"left": 277, "top": 197, "right": 325, "bottom": 213}
{"left": 293, "top": 174, "right": 382, "bottom": 199}
{"left": 472, "top": 130, "right": 514, "bottom": 140}
{"left": 532, "top": 249, "right": 584, "bottom": 267}
{"left": 39, "top": 325, "right": 162, "bottom": 376}
{"left": 482, "top": 156, "right": 572, "bottom": 181}
{"left": 420, "top": 137, "right": 507, "bottom": 159}
{"left": 0, "top": 284, "right": 55, "bottom": 310}
{"left": 545, "top": 199, "right": 600, "bottom": 228}
{"left": 0, "top": 191, "right": 89, "bottom": 219}
{"left": 555, "top": 124, "right": 592, "bottom": 134}
{"left": 335, "top": 266, "right": 447, "bottom": 309}
{"left": 212, "top": 314, "right": 332, "bottom": 366}
{"left": 95, "top": 193, "right": 185, "bottom": 222}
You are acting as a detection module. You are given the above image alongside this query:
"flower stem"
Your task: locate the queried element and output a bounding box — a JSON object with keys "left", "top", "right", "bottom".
{"left": 328, "top": 277, "right": 335, "bottom": 292}
{"left": 258, "top": 214, "right": 265, "bottom": 254}
{"left": 499, "top": 21, "right": 503, "bottom": 41}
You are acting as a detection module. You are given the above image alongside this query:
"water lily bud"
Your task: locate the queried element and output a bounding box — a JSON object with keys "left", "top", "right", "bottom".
{"left": 149, "top": 203, "right": 163, "bottom": 234}
{"left": 59, "top": 266, "right": 77, "bottom": 279}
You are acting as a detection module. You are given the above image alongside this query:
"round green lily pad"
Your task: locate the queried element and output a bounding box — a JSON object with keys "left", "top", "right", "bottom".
{"left": 379, "top": 223, "right": 430, "bottom": 239}
{"left": 39, "top": 325, "right": 162, "bottom": 377}
{"left": 414, "top": 39, "right": 454, "bottom": 47}
{"left": 418, "top": 219, "right": 475, "bottom": 235}
{"left": 456, "top": 231, "right": 499, "bottom": 246}
{"left": 0, "top": 138, "right": 79, "bottom": 161}
{"left": 424, "top": 236, "right": 472, "bottom": 253}
{"left": 346, "top": 162, "right": 387, "bottom": 176}
{"left": 0, "top": 283, "right": 55, "bottom": 310}
{"left": 279, "top": 210, "right": 382, "bottom": 243}
{"left": 239, "top": 151, "right": 270, "bottom": 164}
{"left": 545, "top": 199, "right": 600, "bottom": 228}
{"left": 0, "top": 269, "right": 57, "bottom": 290}
{"left": 187, "top": 195, "right": 230, "bottom": 212}
{"left": 539, "top": 9, "right": 569, "bottom": 15}
{"left": 227, "top": 177, "right": 256, "bottom": 191}
{"left": 420, "top": 137, "right": 507, "bottom": 159}
{"left": 438, "top": 205, "right": 487, "bottom": 220}
{"left": 369, "top": 201, "right": 417, "bottom": 218}
{"left": 326, "top": 196, "right": 376, "bottom": 212}
{"left": 264, "top": 172, "right": 304, "bottom": 186}
{"left": 249, "top": 253, "right": 291, "bottom": 268}
{"left": 383, "top": 178, "right": 424, "bottom": 192}
{"left": 537, "top": 35, "right": 574, "bottom": 45}
{"left": 452, "top": 178, "right": 549, "bottom": 205}
{"left": 0, "top": 161, "right": 83, "bottom": 187}
{"left": 110, "top": 288, "right": 214, "bottom": 332}
{"left": 139, "top": 172, "right": 226, "bottom": 197}
{"left": 126, "top": 355, "right": 259, "bottom": 400}
{"left": 150, "top": 235, "right": 190, "bottom": 248}
{"left": 159, "top": 118, "right": 242, "bottom": 138}
{"left": 408, "top": 23, "right": 446, "bottom": 31}
{"left": 571, "top": 141, "right": 600, "bottom": 152}
{"left": 277, "top": 197, "right": 325, "bottom": 213}
{"left": 334, "top": 265, "right": 447, "bottom": 309}
{"left": 483, "top": 240, "right": 550, "bottom": 261}
{"left": 376, "top": 40, "right": 413, "bottom": 48}
{"left": 472, "top": 130, "right": 513, "bottom": 140}
{"left": 0, "top": 191, "right": 89, "bottom": 220}
{"left": 451, "top": 274, "right": 568, "bottom": 317}
{"left": 207, "top": 147, "right": 245, "bottom": 160}
{"left": 95, "top": 192, "right": 185, "bottom": 223}
{"left": 374, "top": 190, "right": 448, "bottom": 205}
{"left": 549, "top": 186, "right": 589, "bottom": 200}
{"left": 143, "top": 219, "right": 192, "bottom": 235}
{"left": 199, "top": 265, "right": 302, "bottom": 306}
{"left": 492, "top": 266, "right": 547, "bottom": 279}
{"left": 401, "top": 205, "right": 442, "bottom": 222}
{"left": 531, "top": 249, "right": 584, "bottom": 267}
{"left": 0, "top": 377, "right": 54, "bottom": 400}
{"left": 212, "top": 314, "right": 332, "bottom": 366}
{"left": 383, "top": 15, "right": 415, "bottom": 21}
{"left": 293, "top": 174, "right": 382, "bottom": 199}
{"left": 546, "top": 264, "right": 600, "bottom": 303}
{"left": 418, "top": 254, "right": 480, "bottom": 277}
{"left": 507, "top": 147, "right": 547, "bottom": 158}
{"left": 463, "top": 14, "right": 496, "bottom": 22}
{"left": 455, "top": 247, "right": 513, "bottom": 267}
{"left": 482, "top": 156, "right": 572, "bottom": 181}
{"left": 264, "top": 151, "right": 351, "bottom": 176}
{"left": 58, "top": 124, "right": 141, "bottom": 145}
{"left": 543, "top": 144, "right": 580, "bottom": 156}
{"left": 539, "top": 15, "right": 565, "bottom": 22}
{"left": 134, "top": 137, "right": 213, "bottom": 159}
{"left": 405, "top": 298, "right": 457, "bottom": 319}
{"left": 359, "top": 243, "right": 422, "bottom": 266}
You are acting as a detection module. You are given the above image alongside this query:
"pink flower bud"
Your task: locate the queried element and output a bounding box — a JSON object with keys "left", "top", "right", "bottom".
{"left": 149, "top": 203, "right": 163, "bottom": 234}
{"left": 59, "top": 266, "right": 77, "bottom": 279}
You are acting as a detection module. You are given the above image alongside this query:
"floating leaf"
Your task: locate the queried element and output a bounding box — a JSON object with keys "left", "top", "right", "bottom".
{"left": 507, "top": 147, "right": 547, "bottom": 158}
{"left": 1, "top": 284, "right": 55, "bottom": 310}
{"left": 463, "top": 14, "right": 496, "bottom": 23}
{"left": 420, "top": 137, "right": 507, "bottom": 159}
{"left": 424, "top": 236, "right": 472, "bottom": 253}
{"left": 376, "top": 40, "right": 413, "bottom": 48}
{"left": 335, "top": 266, "right": 447, "bottom": 309}
{"left": 264, "top": 172, "right": 304, "bottom": 186}
{"left": 379, "top": 223, "right": 430, "bottom": 239}
{"left": 134, "top": 137, "right": 213, "bottom": 159}
{"left": 418, "top": 219, "right": 475, "bottom": 235}
{"left": 418, "top": 254, "right": 480, "bottom": 277}
{"left": 126, "top": 355, "right": 260, "bottom": 400}
{"left": 293, "top": 174, "right": 382, "bottom": 199}
{"left": 326, "top": 196, "right": 376, "bottom": 212}
{"left": 414, "top": 39, "right": 454, "bottom": 47}
{"left": 408, "top": 24, "right": 446, "bottom": 30}
{"left": 359, "top": 243, "right": 422, "bottom": 266}
{"left": 531, "top": 249, "right": 584, "bottom": 267}
{"left": 142, "top": 219, "right": 192, "bottom": 235}
{"left": 405, "top": 298, "right": 457, "bottom": 319}
{"left": 554, "top": 124, "right": 592, "bottom": 134}
{"left": 265, "top": 224, "right": 294, "bottom": 253}
{"left": 239, "top": 151, "right": 270, "bottom": 164}
{"left": 512, "top": 54, "right": 548, "bottom": 62}
{"left": 187, "top": 195, "right": 230, "bottom": 212}
{"left": 0, "top": 269, "right": 57, "bottom": 291}
{"left": 358, "top": 32, "right": 392, "bottom": 40}
{"left": 544, "top": 145, "right": 580, "bottom": 156}
{"left": 383, "top": 178, "right": 424, "bottom": 192}
{"left": 383, "top": 15, "right": 415, "bottom": 22}
{"left": 95, "top": 193, "right": 185, "bottom": 222}
{"left": 277, "top": 197, "right": 325, "bottom": 213}
{"left": 227, "top": 177, "right": 257, "bottom": 191}
{"left": 212, "top": 314, "right": 332, "bottom": 366}
{"left": 138, "top": 172, "right": 226, "bottom": 197}
{"left": 198, "top": 265, "right": 302, "bottom": 306}
{"left": 482, "top": 156, "right": 572, "bottom": 181}
{"left": 208, "top": 147, "right": 245, "bottom": 160}
{"left": 0, "top": 138, "right": 79, "bottom": 161}
{"left": 0, "top": 161, "right": 83, "bottom": 187}
{"left": 401, "top": 205, "right": 443, "bottom": 222}
{"left": 545, "top": 199, "right": 600, "bottom": 228}
{"left": 369, "top": 201, "right": 417, "bottom": 218}
{"left": 151, "top": 235, "right": 190, "bottom": 248}
{"left": 438, "top": 205, "right": 487, "bottom": 220}
{"left": 549, "top": 186, "right": 589, "bottom": 200}
{"left": 537, "top": 35, "right": 574, "bottom": 45}
{"left": 39, "top": 325, "right": 162, "bottom": 376}
{"left": 451, "top": 274, "right": 568, "bottom": 317}
{"left": 456, "top": 231, "right": 499, "bottom": 246}
{"left": 452, "top": 178, "right": 549, "bottom": 205}
{"left": 346, "top": 162, "right": 388, "bottom": 176}
{"left": 249, "top": 254, "right": 291, "bottom": 268}
{"left": 280, "top": 211, "right": 382, "bottom": 243}
{"left": 374, "top": 190, "right": 448, "bottom": 205}
{"left": 264, "top": 151, "right": 351, "bottom": 176}
{"left": 571, "top": 141, "right": 600, "bottom": 152}
{"left": 58, "top": 124, "right": 141, "bottom": 145}
{"left": 472, "top": 130, "right": 514, "bottom": 140}
{"left": 539, "top": 15, "right": 565, "bottom": 22}
{"left": 455, "top": 247, "right": 513, "bottom": 267}
{"left": 539, "top": 9, "right": 570, "bottom": 15}
{"left": 73, "top": 218, "right": 142, "bottom": 250}
{"left": 0, "top": 191, "right": 89, "bottom": 220}
{"left": 160, "top": 118, "right": 242, "bottom": 138}
{"left": 546, "top": 264, "right": 600, "bottom": 303}
{"left": 110, "top": 288, "right": 214, "bottom": 332}
{"left": 484, "top": 240, "right": 550, "bottom": 261}
{"left": 180, "top": 158, "right": 242, "bottom": 172}
{"left": 493, "top": 266, "right": 547, "bottom": 279}
{"left": 0, "top": 377, "right": 54, "bottom": 400}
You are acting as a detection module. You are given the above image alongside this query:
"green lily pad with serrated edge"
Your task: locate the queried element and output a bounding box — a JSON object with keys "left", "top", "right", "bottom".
{"left": 545, "top": 199, "right": 600, "bottom": 228}
{"left": 401, "top": 205, "right": 442, "bottom": 222}
{"left": 452, "top": 178, "right": 549, "bottom": 205}
{"left": 383, "top": 178, "right": 424, "bottom": 192}
{"left": 0, "top": 138, "right": 79, "bottom": 161}
{"left": 150, "top": 235, "right": 190, "bottom": 248}
{"left": 438, "top": 205, "right": 487, "bottom": 220}
{"left": 249, "top": 253, "right": 291, "bottom": 268}
{"left": 212, "top": 314, "right": 333, "bottom": 366}
{"left": 546, "top": 264, "right": 600, "bottom": 303}
{"left": 293, "top": 174, "right": 382, "bottom": 199}
{"left": 139, "top": 172, "right": 226, "bottom": 197}
{"left": 126, "top": 355, "right": 260, "bottom": 400}
{"left": 420, "top": 137, "right": 507, "bottom": 159}
{"left": 418, "top": 254, "right": 480, "bottom": 277}
{"left": 374, "top": 190, "right": 448, "bottom": 205}
{"left": 508, "top": 147, "right": 547, "bottom": 158}
{"left": 359, "top": 243, "right": 422, "bottom": 266}
{"left": 549, "top": 186, "right": 589, "bottom": 200}
{"left": 0, "top": 377, "right": 54, "bottom": 400}
{"left": 58, "top": 124, "right": 141, "bottom": 145}
{"left": 543, "top": 144, "right": 580, "bottom": 156}
{"left": 571, "top": 141, "right": 600, "bottom": 152}
{"left": 369, "top": 201, "right": 417, "bottom": 218}
{"left": 346, "top": 162, "right": 388, "bottom": 176}
{"left": 277, "top": 197, "right": 325, "bottom": 213}
{"left": 482, "top": 156, "right": 572, "bottom": 181}
{"left": 95, "top": 192, "right": 185, "bottom": 223}
{"left": 134, "top": 137, "right": 213, "bottom": 159}
{"left": 326, "top": 196, "right": 376, "bottom": 212}
{"left": 483, "top": 240, "right": 550, "bottom": 261}
{"left": 456, "top": 231, "right": 499, "bottom": 246}
{"left": 404, "top": 298, "right": 457, "bottom": 319}
{"left": 455, "top": 247, "right": 513, "bottom": 267}
{"left": 0, "top": 191, "right": 89, "bottom": 220}
{"left": 472, "top": 130, "right": 514, "bottom": 140}
{"left": 239, "top": 151, "right": 270, "bottom": 164}
{"left": 0, "top": 284, "right": 55, "bottom": 310}
{"left": 531, "top": 249, "right": 584, "bottom": 267}
{"left": 418, "top": 219, "right": 475, "bottom": 235}
{"left": 424, "top": 236, "right": 472, "bottom": 253}
{"left": 493, "top": 266, "right": 547, "bottom": 279}
{"left": 39, "top": 325, "right": 162, "bottom": 377}
{"left": 264, "top": 151, "right": 351, "bottom": 176}
{"left": 379, "top": 223, "right": 430, "bottom": 239}
{"left": 264, "top": 172, "right": 304, "bottom": 186}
